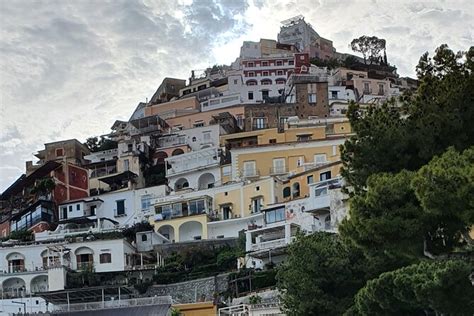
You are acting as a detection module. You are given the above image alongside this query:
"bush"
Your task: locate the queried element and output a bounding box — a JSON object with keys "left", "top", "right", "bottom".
{"left": 7, "top": 229, "right": 34, "bottom": 242}
{"left": 134, "top": 281, "right": 152, "bottom": 294}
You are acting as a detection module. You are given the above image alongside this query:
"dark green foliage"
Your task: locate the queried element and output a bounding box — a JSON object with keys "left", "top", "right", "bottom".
{"left": 134, "top": 281, "right": 152, "bottom": 294}
{"left": 122, "top": 222, "right": 154, "bottom": 242}
{"left": 84, "top": 136, "right": 117, "bottom": 152}
{"left": 277, "top": 233, "right": 367, "bottom": 316}
{"left": 342, "top": 45, "right": 474, "bottom": 192}
{"left": 143, "top": 163, "right": 166, "bottom": 186}
{"left": 31, "top": 177, "right": 56, "bottom": 198}
{"left": 310, "top": 57, "right": 341, "bottom": 70}
{"left": 6, "top": 229, "right": 34, "bottom": 242}
{"left": 340, "top": 171, "right": 425, "bottom": 265}
{"left": 354, "top": 260, "right": 474, "bottom": 315}
{"left": 350, "top": 35, "right": 386, "bottom": 65}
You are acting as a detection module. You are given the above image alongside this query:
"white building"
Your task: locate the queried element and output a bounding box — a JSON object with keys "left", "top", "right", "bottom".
{"left": 278, "top": 15, "right": 320, "bottom": 51}
{"left": 0, "top": 238, "right": 136, "bottom": 299}
{"left": 245, "top": 178, "right": 345, "bottom": 269}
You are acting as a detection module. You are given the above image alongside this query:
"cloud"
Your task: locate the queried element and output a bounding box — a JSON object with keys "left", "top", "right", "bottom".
{"left": 1, "top": 0, "right": 473, "bottom": 191}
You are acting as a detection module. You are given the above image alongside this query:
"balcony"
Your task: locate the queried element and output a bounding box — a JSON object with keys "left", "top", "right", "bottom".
{"left": 166, "top": 147, "right": 219, "bottom": 177}
{"left": 269, "top": 166, "right": 288, "bottom": 175}
{"left": 363, "top": 89, "right": 372, "bottom": 95}
{"left": 250, "top": 237, "right": 294, "bottom": 252}
{"left": 240, "top": 168, "right": 260, "bottom": 179}
{"left": 157, "top": 135, "right": 187, "bottom": 149}
{"left": 201, "top": 93, "right": 240, "bottom": 112}
{"left": 77, "top": 262, "right": 94, "bottom": 271}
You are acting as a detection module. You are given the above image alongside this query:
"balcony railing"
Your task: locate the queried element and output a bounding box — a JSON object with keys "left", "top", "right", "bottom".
{"left": 166, "top": 147, "right": 219, "bottom": 176}
{"left": 250, "top": 236, "right": 295, "bottom": 252}
{"left": 77, "top": 262, "right": 94, "bottom": 271}
{"left": 269, "top": 166, "right": 288, "bottom": 175}
{"left": 240, "top": 169, "right": 260, "bottom": 178}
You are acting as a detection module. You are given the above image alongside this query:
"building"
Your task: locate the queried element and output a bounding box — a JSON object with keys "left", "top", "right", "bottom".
{"left": 278, "top": 15, "right": 320, "bottom": 52}
{"left": 26, "top": 139, "right": 90, "bottom": 175}
{"left": 149, "top": 77, "right": 187, "bottom": 105}
{"left": 0, "top": 161, "right": 89, "bottom": 235}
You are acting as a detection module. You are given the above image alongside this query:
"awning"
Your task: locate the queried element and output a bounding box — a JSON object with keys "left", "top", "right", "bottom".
{"left": 98, "top": 171, "right": 137, "bottom": 185}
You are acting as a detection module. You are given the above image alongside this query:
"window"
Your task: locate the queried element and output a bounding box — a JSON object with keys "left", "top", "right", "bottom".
{"left": 236, "top": 115, "right": 244, "bottom": 128}
{"left": 69, "top": 206, "right": 73, "bottom": 212}
{"left": 276, "top": 79, "right": 286, "bottom": 84}
{"left": 308, "top": 93, "right": 317, "bottom": 103}
{"left": 189, "top": 199, "right": 206, "bottom": 215}
{"left": 297, "top": 135, "right": 312, "bottom": 142}
{"left": 55, "top": 148, "right": 64, "bottom": 157}
{"left": 247, "top": 62, "right": 254, "bottom": 67}
{"left": 363, "top": 82, "right": 370, "bottom": 94}
{"left": 253, "top": 118, "right": 266, "bottom": 130}
{"left": 234, "top": 79, "right": 238, "bottom": 84}
{"left": 76, "top": 204, "right": 80, "bottom": 211}
{"left": 127, "top": 144, "right": 133, "bottom": 152}
{"left": 276, "top": 60, "right": 283, "bottom": 66}
{"left": 300, "top": 55, "right": 305, "bottom": 60}
{"left": 331, "top": 91, "right": 338, "bottom": 99}
{"left": 265, "top": 207, "right": 285, "bottom": 224}
{"left": 194, "top": 121, "right": 204, "bottom": 128}
{"left": 123, "top": 159, "right": 129, "bottom": 171}
{"left": 115, "top": 200, "right": 125, "bottom": 216}
{"left": 307, "top": 175, "right": 314, "bottom": 184}
{"left": 246, "top": 80, "right": 257, "bottom": 86}
{"left": 251, "top": 197, "right": 263, "bottom": 213}
{"left": 272, "top": 158, "right": 286, "bottom": 174}
{"left": 61, "top": 207, "right": 67, "bottom": 220}
{"left": 276, "top": 70, "right": 284, "bottom": 76}
{"left": 283, "top": 187, "right": 291, "bottom": 198}
{"left": 99, "top": 253, "right": 112, "bottom": 264}
{"left": 262, "top": 71, "right": 269, "bottom": 76}
{"left": 378, "top": 84, "right": 385, "bottom": 95}
{"left": 248, "top": 91, "right": 254, "bottom": 100}
{"left": 243, "top": 161, "right": 257, "bottom": 177}
{"left": 221, "top": 204, "right": 232, "bottom": 220}
{"left": 261, "top": 79, "right": 271, "bottom": 85}
{"left": 192, "top": 137, "right": 197, "bottom": 142}
{"left": 261, "top": 61, "right": 268, "bottom": 66}
{"left": 90, "top": 205, "right": 96, "bottom": 216}
{"left": 248, "top": 72, "right": 255, "bottom": 77}
{"left": 320, "top": 171, "right": 332, "bottom": 181}
{"left": 269, "top": 138, "right": 276, "bottom": 144}
{"left": 141, "top": 234, "right": 147, "bottom": 242}
{"left": 297, "top": 156, "right": 304, "bottom": 166}
{"left": 288, "top": 60, "right": 294, "bottom": 65}
{"left": 314, "top": 154, "right": 327, "bottom": 164}
{"left": 262, "top": 90, "right": 269, "bottom": 99}
{"left": 292, "top": 182, "right": 300, "bottom": 198}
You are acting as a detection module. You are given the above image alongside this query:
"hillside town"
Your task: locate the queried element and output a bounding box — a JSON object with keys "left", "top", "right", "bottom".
{"left": 2, "top": 15, "right": 457, "bottom": 316}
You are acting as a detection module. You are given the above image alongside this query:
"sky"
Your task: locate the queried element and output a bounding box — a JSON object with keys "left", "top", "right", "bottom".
{"left": 0, "top": 0, "right": 473, "bottom": 191}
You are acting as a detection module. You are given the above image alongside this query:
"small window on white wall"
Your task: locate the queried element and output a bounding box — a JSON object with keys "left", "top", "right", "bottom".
{"left": 314, "top": 154, "right": 327, "bottom": 164}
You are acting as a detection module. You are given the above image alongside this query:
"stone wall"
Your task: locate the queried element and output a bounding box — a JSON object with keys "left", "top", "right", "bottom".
{"left": 146, "top": 273, "right": 230, "bottom": 304}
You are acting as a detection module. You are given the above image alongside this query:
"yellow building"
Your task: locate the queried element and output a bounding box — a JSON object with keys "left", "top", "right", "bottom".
{"left": 149, "top": 178, "right": 275, "bottom": 242}
{"left": 173, "top": 301, "right": 217, "bottom": 316}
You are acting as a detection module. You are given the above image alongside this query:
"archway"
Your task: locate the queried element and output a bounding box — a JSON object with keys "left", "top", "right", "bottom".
{"left": 155, "top": 151, "right": 168, "bottom": 164}
{"left": 179, "top": 221, "right": 203, "bottom": 242}
{"left": 158, "top": 225, "right": 175, "bottom": 242}
{"left": 171, "top": 148, "right": 184, "bottom": 156}
{"left": 6, "top": 252, "right": 25, "bottom": 273}
{"left": 30, "top": 275, "right": 48, "bottom": 293}
{"left": 174, "top": 178, "right": 189, "bottom": 191}
{"left": 2, "top": 277, "right": 26, "bottom": 297}
{"left": 198, "top": 173, "right": 215, "bottom": 190}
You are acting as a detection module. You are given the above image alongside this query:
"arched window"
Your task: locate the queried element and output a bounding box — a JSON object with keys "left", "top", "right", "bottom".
{"left": 283, "top": 187, "right": 291, "bottom": 198}
{"left": 261, "top": 79, "right": 272, "bottom": 85}
{"left": 246, "top": 80, "right": 257, "bottom": 86}
{"left": 292, "top": 182, "right": 300, "bottom": 198}
{"left": 141, "top": 234, "right": 148, "bottom": 242}
{"left": 275, "top": 78, "right": 286, "bottom": 85}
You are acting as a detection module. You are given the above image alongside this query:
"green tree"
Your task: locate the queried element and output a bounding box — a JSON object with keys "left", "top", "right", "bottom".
{"left": 412, "top": 147, "right": 474, "bottom": 253}
{"left": 84, "top": 136, "right": 117, "bottom": 152}
{"left": 354, "top": 260, "right": 474, "bottom": 315}
{"left": 341, "top": 45, "right": 474, "bottom": 191}
{"left": 277, "top": 233, "right": 367, "bottom": 316}
{"left": 340, "top": 171, "right": 424, "bottom": 270}
{"left": 350, "top": 36, "right": 386, "bottom": 65}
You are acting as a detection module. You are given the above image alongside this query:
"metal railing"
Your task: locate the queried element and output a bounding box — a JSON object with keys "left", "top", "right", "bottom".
{"left": 55, "top": 296, "right": 172, "bottom": 312}
{"left": 240, "top": 169, "right": 260, "bottom": 178}
{"left": 269, "top": 166, "right": 288, "bottom": 175}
